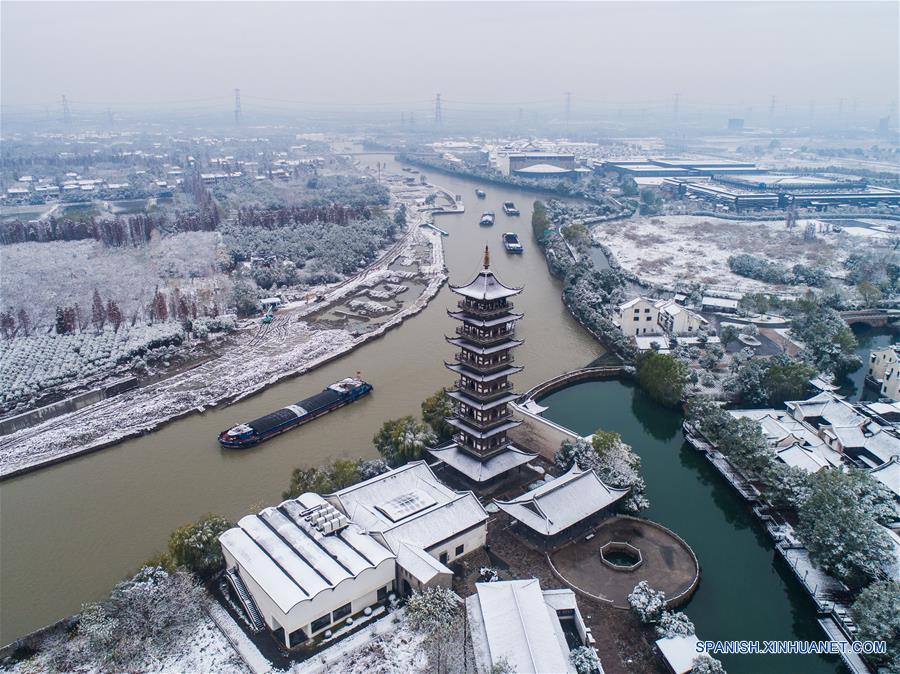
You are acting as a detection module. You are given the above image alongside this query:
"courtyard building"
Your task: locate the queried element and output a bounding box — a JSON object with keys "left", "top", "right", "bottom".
{"left": 218, "top": 461, "right": 487, "bottom": 649}
{"left": 466, "top": 579, "right": 594, "bottom": 674}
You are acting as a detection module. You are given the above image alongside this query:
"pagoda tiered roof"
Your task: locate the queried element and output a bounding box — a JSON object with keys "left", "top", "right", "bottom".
{"left": 449, "top": 247, "right": 522, "bottom": 301}
{"left": 447, "top": 310, "right": 524, "bottom": 327}
{"left": 446, "top": 337, "right": 524, "bottom": 354}
{"left": 447, "top": 416, "right": 522, "bottom": 439}
{"left": 446, "top": 389, "right": 519, "bottom": 410}
{"left": 445, "top": 362, "right": 523, "bottom": 381}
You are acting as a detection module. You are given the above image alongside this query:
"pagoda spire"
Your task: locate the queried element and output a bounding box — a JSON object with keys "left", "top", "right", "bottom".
{"left": 483, "top": 245, "right": 490, "bottom": 270}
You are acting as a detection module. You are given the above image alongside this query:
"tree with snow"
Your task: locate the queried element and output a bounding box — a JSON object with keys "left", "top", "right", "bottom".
{"left": 91, "top": 288, "right": 107, "bottom": 332}
{"left": 798, "top": 469, "right": 894, "bottom": 589}
{"left": 405, "top": 586, "right": 460, "bottom": 674}
{"left": 167, "top": 513, "right": 233, "bottom": 579}
{"left": 850, "top": 580, "right": 899, "bottom": 669}
{"left": 421, "top": 389, "right": 455, "bottom": 442}
{"left": 569, "top": 646, "right": 601, "bottom": 674}
{"left": 656, "top": 610, "right": 695, "bottom": 638}
{"left": 627, "top": 581, "right": 666, "bottom": 623}
{"left": 374, "top": 416, "right": 437, "bottom": 467}
{"left": 357, "top": 458, "right": 390, "bottom": 481}
{"left": 636, "top": 351, "right": 690, "bottom": 408}
{"left": 556, "top": 433, "right": 649, "bottom": 513}
{"left": 691, "top": 654, "right": 727, "bottom": 674}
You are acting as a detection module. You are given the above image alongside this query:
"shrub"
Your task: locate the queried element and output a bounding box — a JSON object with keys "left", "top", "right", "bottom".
{"left": 167, "top": 514, "right": 233, "bottom": 578}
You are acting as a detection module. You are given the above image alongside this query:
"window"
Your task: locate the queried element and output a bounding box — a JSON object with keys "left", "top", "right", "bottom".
{"left": 333, "top": 603, "right": 352, "bottom": 621}
{"left": 455, "top": 544, "right": 464, "bottom": 556}
{"left": 646, "top": 316, "right": 652, "bottom": 321}
{"left": 439, "top": 551, "right": 449, "bottom": 564}
{"left": 311, "top": 613, "right": 331, "bottom": 633}
{"left": 645, "top": 308, "right": 650, "bottom": 313}
{"left": 377, "top": 586, "right": 388, "bottom": 602}
{"left": 289, "top": 628, "right": 308, "bottom": 647}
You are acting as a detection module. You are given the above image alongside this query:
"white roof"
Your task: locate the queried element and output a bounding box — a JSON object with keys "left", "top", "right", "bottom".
{"left": 449, "top": 267, "right": 522, "bottom": 301}
{"left": 473, "top": 580, "right": 574, "bottom": 674}
{"left": 219, "top": 492, "right": 394, "bottom": 615}
{"left": 774, "top": 443, "right": 831, "bottom": 473}
{"left": 870, "top": 457, "right": 900, "bottom": 499}
{"left": 328, "top": 461, "right": 488, "bottom": 552}
{"left": 428, "top": 443, "right": 535, "bottom": 483}
{"left": 514, "top": 163, "right": 572, "bottom": 174}
{"left": 495, "top": 465, "right": 630, "bottom": 536}
{"left": 396, "top": 542, "right": 452, "bottom": 583}
{"left": 702, "top": 296, "right": 740, "bottom": 309}
{"left": 656, "top": 635, "right": 701, "bottom": 674}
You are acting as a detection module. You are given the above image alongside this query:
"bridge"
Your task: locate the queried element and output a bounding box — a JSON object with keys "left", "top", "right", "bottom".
{"left": 840, "top": 309, "right": 900, "bottom": 327}
{"left": 518, "top": 365, "right": 626, "bottom": 403}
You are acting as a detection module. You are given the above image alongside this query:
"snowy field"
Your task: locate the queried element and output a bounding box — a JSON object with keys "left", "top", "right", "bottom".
{"left": 591, "top": 214, "right": 890, "bottom": 293}
{"left": 0, "top": 224, "right": 445, "bottom": 477}
{"left": 0, "top": 232, "right": 227, "bottom": 327}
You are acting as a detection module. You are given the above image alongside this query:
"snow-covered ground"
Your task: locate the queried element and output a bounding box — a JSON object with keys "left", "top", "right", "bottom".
{"left": 591, "top": 214, "right": 888, "bottom": 294}
{"left": 0, "top": 210, "right": 445, "bottom": 478}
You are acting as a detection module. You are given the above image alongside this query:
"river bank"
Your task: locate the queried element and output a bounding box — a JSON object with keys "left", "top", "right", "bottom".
{"left": 0, "top": 154, "right": 604, "bottom": 645}
{"left": 0, "top": 220, "right": 445, "bottom": 480}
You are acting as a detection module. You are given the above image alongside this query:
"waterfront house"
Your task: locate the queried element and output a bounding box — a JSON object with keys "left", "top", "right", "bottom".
{"left": 219, "top": 461, "right": 487, "bottom": 649}
{"left": 615, "top": 297, "right": 708, "bottom": 340}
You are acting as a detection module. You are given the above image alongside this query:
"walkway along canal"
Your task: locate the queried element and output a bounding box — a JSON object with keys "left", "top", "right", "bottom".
{"left": 538, "top": 377, "right": 843, "bottom": 674}
{"left": 0, "top": 155, "right": 601, "bottom": 645}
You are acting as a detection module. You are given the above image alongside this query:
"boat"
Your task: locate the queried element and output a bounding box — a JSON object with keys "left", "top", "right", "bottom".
{"left": 503, "top": 201, "right": 520, "bottom": 216}
{"left": 502, "top": 232, "right": 523, "bottom": 253}
{"left": 475, "top": 189, "right": 486, "bottom": 199}
{"left": 218, "top": 377, "right": 373, "bottom": 448}
{"left": 479, "top": 211, "right": 495, "bottom": 226}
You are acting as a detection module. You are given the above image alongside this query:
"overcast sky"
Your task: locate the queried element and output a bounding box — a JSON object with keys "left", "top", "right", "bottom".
{"left": 2, "top": 1, "right": 898, "bottom": 117}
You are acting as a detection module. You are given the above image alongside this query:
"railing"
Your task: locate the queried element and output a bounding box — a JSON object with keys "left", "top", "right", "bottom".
{"left": 456, "top": 409, "right": 513, "bottom": 428}
{"left": 457, "top": 300, "right": 514, "bottom": 317}
{"left": 454, "top": 326, "right": 515, "bottom": 345}
{"left": 455, "top": 380, "right": 513, "bottom": 400}
{"left": 454, "top": 353, "right": 515, "bottom": 372}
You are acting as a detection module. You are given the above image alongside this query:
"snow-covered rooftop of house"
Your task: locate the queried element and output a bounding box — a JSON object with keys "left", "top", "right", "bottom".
{"left": 870, "top": 457, "right": 900, "bottom": 499}
{"left": 494, "top": 465, "right": 629, "bottom": 536}
{"left": 468, "top": 580, "right": 575, "bottom": 674}
{"left": 656, "top": 635, "right": 701, "bottom": 674}
{"left": 634, "top": 335, "right": 671, "bottom": 352}
{"left": 774, "top": 443, "right": 832, "bottom": 473}
{"left": 428, "top": 443, "right": 535, "bottom": 483}
{"left": 702, "top": 296, "right": 740, "bottom": 309}
{"left": 327, "top": 461, "right": 488, "bottom": 551}
{"left": 396, "top": 542, "right": 452, "bottom": 584}
{"left": 218, "top": 492, "right": 394, "bottom": 614}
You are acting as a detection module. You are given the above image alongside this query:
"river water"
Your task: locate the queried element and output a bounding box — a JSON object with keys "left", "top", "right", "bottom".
{"left": 0, "top": 155, "right": 602, "bottom": 644}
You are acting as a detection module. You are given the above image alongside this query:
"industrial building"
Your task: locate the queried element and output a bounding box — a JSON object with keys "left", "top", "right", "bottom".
{"left": 600, "top": 157, "right": 762, "bottom": 178}
{"left": 498, "top": 152, "right": 576, "bottom": 177}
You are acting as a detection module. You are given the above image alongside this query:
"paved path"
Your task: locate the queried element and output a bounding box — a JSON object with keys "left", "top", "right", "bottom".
{"left": 207, "top": 601, "right": 272, "bottom": 674}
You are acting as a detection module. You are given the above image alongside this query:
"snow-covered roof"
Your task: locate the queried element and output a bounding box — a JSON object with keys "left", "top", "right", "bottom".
{"left": 446, "top": 337, "right": 524, "bottom": 355}
{"left": 494, "top": 465, "right": 630, "bottom": 536}
{"left": 428, "top": 443, "right": 535, "bottom": 483}
{"left": 470, "top": 580, "right": 575, "bottom": 674}
{"left": 656, "top": 635, "right": 701, "bottom": 674}
{"left": 774, "top": 443, "right": 832, "bottom": 473}
{"left": 701, "top": 296, "right": 739, "bottom": 309}
{"left": 513, "top": 163, "right": 573, "bottom": 175}
{"left": 218, "top": 492, "right": 394, "bottom": 615}
{"left": 447, "top": 309, "right": 524, "bottom": 328}
{"left": 786, "top": 392, "right": 864, "bottom": 428}
{"left": 870, "top": 457, "right": 900, "bottom": 499}
{"left": 396, "top": 542, "right": 452, "bottom": 583}
{"left": 449, "top": 252, "right": 522, "bottom": 301}
{"left": 327, "top": 461, "right": 488, "bottom": 552}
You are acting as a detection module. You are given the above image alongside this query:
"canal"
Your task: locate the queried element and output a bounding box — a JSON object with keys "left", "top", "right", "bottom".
{"left": 538, "top": 378, "right": 843, "bottom": 674}
{"left": 0, "top": 155, "right": 602, "bottom": 644}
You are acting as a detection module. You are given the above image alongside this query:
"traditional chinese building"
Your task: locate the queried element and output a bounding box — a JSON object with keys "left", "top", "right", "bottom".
{"left": 429, "top": 247, "right": 535, "bottom": 485}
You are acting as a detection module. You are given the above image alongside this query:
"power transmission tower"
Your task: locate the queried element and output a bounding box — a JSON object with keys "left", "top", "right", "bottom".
{"left": 434, "top": 93, "right": 442, "bottom": 125}
{"left": 234, "top": 88, "right": 242, "bottom": 125}
{"left": 61, "top": 95, "right": 71, "bottom": 125}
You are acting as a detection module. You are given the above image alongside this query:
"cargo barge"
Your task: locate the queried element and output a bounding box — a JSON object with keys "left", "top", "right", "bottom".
{"left": 218, "top": 377, "right": 373, "bottom": 448}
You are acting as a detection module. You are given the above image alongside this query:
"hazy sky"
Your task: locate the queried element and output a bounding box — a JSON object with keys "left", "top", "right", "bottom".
{"left": 2, "top": 1, "right": 898, "bottom": 116}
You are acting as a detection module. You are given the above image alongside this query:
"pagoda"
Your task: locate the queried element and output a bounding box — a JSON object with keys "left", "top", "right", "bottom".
{"left": 429, "top": 247, "right": 535, "bottom": 484}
